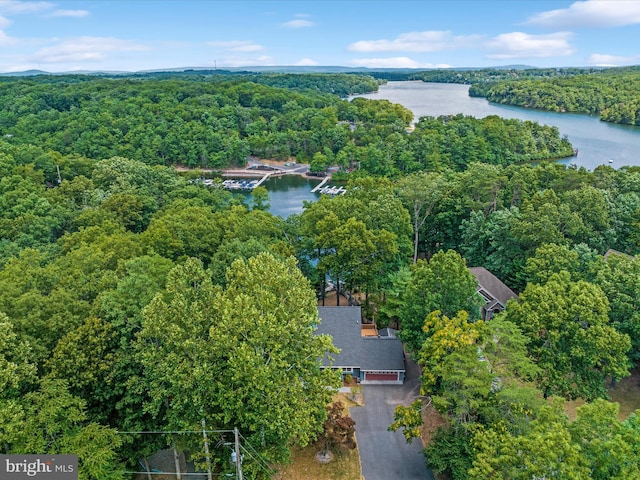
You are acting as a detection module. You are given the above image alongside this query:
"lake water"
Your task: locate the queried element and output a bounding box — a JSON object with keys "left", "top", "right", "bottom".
{"left": 353, "top": 81, "right": 640, "bottom": 171}
{"left": 262, "top": 80, "right": 640, "bottom": 216}
{"left": 243, "top": 174, "right": 321, "bottom": 218}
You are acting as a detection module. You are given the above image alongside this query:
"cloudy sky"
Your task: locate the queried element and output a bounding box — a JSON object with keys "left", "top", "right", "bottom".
{"left": 0, "top": 0, "right": 639, "bottom": 73}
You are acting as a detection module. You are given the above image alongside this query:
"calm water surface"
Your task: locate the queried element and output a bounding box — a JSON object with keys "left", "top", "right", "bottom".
{"left": 353, "top": 81, "right": 640, "bottom": 171}
{"left": 243, "top": 174, "right": 321, "bottom": 218}
{"left": 262, "top": 81, "right": 640, "bottom": 216}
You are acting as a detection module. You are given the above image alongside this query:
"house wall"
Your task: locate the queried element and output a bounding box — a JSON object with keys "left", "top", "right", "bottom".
{"left": 339, "top": 367, "right": 362, "bottom": 382}
{"left": 327, "top": 367, "right": 404, "bottom": 384}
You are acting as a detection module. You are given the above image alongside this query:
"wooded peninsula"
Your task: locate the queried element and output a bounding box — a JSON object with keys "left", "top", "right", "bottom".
{"left": 412, "top": 65, "right": 640, "bottom": 126}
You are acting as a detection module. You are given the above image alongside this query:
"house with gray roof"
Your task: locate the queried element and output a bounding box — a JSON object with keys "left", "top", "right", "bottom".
{"left": 604, "top": 249, "right": 636, "bottom": 261}
{"left": 316, "top": 306, "right": 405, "bottom": 385}
{"left": 469, "top": 267, "right": 518, "bottom": 321}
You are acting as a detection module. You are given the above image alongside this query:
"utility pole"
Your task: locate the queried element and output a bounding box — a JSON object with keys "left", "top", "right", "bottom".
{"left": 234, "top": 427, "right": 243, "bottom": 480}
{"left": 201, "top": 419, "right": 212, "bottom": 480}
{"left": 173, "top": 444, "right": 182, "bottom": 480}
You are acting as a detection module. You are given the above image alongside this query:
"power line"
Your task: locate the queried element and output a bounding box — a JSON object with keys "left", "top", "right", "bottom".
{"left": 117, "top": 428, "right": 275, "bottom": 479}
{"left": 123, "top": 473, "right": 229, "bottom": 477}
{"left": 234, "top": 428, "right": 243, "bottom": 480}
{"left": 237, "top": 432, "right": 276, "bottom": 478}
{"left": 238, "top": 445, "right": 274, "bottom": 478}
{"left": 117, "top": 430, "right": 234, "bottom": 435}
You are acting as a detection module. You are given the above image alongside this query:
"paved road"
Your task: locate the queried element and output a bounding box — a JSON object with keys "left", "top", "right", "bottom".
{"left": 247, "top": 158, "right": 310, "bottom": 175}
{"left": 350, "top": 356, "right": 434, "bottom": 480}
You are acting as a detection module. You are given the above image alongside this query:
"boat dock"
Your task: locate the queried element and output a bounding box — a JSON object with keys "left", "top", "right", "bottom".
{"left": 254, "top": 172, "right": 271, "bottom": 187}
{"left": 311, "top": 176, "right": 331, "bottom": 193}
{"left": 317, "top": 185, "right": 346, "bottom": 195}
{"left": 222, "top": 172, "right": 271, "bottom": 190}
{"left": 310, "top": 176, "right": 346, "bottom": 195}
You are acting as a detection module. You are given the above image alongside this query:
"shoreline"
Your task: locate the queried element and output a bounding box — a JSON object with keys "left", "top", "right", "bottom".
{"left": 174, "top": 158, "right": 328, "bottom": 181}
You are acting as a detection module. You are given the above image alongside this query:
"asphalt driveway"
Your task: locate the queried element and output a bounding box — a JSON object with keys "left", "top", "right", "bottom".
{"left": 350, "top": 355, "right": 434, "bottom": 480}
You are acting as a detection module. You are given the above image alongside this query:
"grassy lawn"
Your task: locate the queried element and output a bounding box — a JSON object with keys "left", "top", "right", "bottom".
{"left": 275, "top": 394, "right": 362, "bottom": 480}
{"left": 564, "top": 367, "right": 640, "bottom": 420}
{"left": 276, "top": 445, "right": 362, "bottom": 480}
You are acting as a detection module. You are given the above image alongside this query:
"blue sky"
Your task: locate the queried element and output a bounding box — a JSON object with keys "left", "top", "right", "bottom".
{"left": 0, "top": 0, "right": 639, "bottom": 73}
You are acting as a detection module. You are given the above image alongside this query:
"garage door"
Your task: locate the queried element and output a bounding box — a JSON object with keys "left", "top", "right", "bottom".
{"left": 364, "top": 372, "right": 398, "bottom": 381}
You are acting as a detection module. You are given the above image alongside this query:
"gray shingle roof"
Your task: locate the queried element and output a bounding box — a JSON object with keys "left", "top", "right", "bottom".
{"left": 378, "top": 327, "right": 398, "bottom": 338}
{"left": 469, "top": 267, "right": 518, "bottom": 307}
{"left": 316, "top": 307, "right": 405, "bottom": 371}
{"left": 604, "top": 249, "right": 636, "bottom": 261}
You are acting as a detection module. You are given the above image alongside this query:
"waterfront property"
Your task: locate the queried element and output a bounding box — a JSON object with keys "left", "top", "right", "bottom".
{"left": 316, "top": 306, "right": 405, "bottom": 385}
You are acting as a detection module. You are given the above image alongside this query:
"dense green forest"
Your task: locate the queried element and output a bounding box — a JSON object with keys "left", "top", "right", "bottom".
{"left": 408, "top": 66, "right": 605, "bottom": 84}
{"left": 0, "top": 73, "right": 573, "bottom": 174}
{"left": 2, "top": 72, "right": 640, "bottom": 479}
{"left": 466, "top": 67, "right": 640, "bottom": 126}
{"left": 126, "top": 70, "right": 381, "bottom": 97}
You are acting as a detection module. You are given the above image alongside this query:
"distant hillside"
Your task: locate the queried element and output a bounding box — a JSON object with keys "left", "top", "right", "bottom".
{"left": 1, "top": 64, "right": 540, "bottom": 77}
{"left": 1, "top": 69, "right": 50, "bottom": 76}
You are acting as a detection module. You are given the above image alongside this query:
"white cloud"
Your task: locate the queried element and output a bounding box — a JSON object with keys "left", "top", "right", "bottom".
{"left": 0, "top": 14, "right": 15, "bottom": 45}
{"left": 206, "top": 40, "right": 264, "bottom": 52}
{"left": 527, "top": 0, "right": 640, "bottom": 28}
{"left": 587, "top": 53, "right": 640, "bottom": 66}
{"left": 31, "top": 36, "right": 148, "bottom": 63}
{"left": 282, "top": 18, "right": 313, "bottom": 28}
{"left": 348, "top": 30, "right": 480, "bottom": 53}
{"left": 0, "top": 1, "right": 53, "bottom": 14}
{"left": 294, "top": 58, "right": 318, "bottom": 66}
{"left": 349, "top": 56, "right": 452, "bottom": 69}
{"left": 485, "top": 32, "right": 575, "bottom": 59}
{"left": 50, "top": 9, "right": 89, "bottom": 18}
{"left": 0, "top": 28, "right": 15, "bottom": 45}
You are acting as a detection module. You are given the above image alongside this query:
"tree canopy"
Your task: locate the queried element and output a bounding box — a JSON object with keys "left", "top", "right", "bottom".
{"left": 1, "top": 71, "right": 640, "bottom": 478}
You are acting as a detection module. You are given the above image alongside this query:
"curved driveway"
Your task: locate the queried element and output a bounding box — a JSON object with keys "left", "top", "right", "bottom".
{"left": 350, "top": 355, "right": 434, "bottom": 480}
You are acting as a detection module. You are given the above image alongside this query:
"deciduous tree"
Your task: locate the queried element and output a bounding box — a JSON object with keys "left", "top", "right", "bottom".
{"left": 396, "top": 172, "right": 446, "bottom": 263}
{"left": 318, "top": 402, "right": 356, "bottom": 453}
{"left": 137, "top": 254, "right": 340, "bottom": 468}
{"left": 398, "top": 251, "right": 481, "bottom": 357}
{"left": 501, "top": 272, "right": 631, "bottom": 400}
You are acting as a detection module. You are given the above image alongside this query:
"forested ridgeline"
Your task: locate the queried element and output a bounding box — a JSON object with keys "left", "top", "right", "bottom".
{"left": 408, "top": 66, "right": 604, "bottom": 84}
{"left": 0, "top": 74, "right": 573, "bottom": 173}
{"left": 387, "top": 65, "right": 640, "bottom": 127}
{"left": 0, "top": 71, "right": 381, "bottom": 95}
{"left": 236, "top": 72, "right": 380, "bottom": 96}
{"left": 117, "top": 70, "right": 381, "bottom": 97}
{"left": 467, "top": 68, "right": 640, "bottom": 126}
